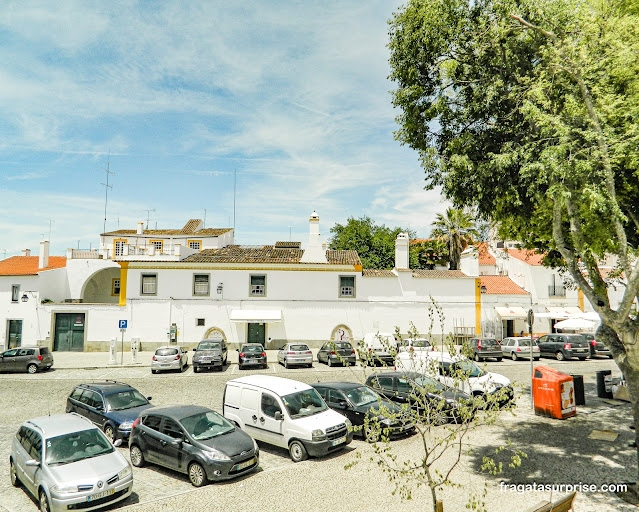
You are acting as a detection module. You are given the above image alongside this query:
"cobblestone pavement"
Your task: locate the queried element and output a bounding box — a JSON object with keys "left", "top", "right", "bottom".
{"left": 0, "top": 353, "right": 634, "bottom": 511}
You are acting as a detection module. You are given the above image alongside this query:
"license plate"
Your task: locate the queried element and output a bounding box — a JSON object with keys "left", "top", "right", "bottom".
{"left": 575, "top": 349, "right": 587, "bottom": 352}
{"left": 88, "top": 489, "right": 114, "bottom": 501}
{"left": 330, "top": 436, "right": 346, "bottom": 446}
{"left": 234, "top": 457, "right": 255, "bottom": 471}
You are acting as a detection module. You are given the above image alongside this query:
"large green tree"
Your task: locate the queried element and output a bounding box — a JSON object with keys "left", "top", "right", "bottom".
{"left": 329, "top": 216, "right": 416, "bottom": 269}
{"left": 389, "top": 0, "right": 639, "bottom": 479}
{"left": 430, "top": 207, "right": 479, "bottom": 270}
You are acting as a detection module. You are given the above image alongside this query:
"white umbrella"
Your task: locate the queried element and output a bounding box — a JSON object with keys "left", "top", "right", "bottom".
{"left": 553, "top": 318, "right": 598, "bottom": 331}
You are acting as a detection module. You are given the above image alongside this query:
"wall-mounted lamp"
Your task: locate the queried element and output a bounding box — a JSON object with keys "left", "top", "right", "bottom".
{"left": 21, "top": 291, "right": 37, "bottom": 302}
{"left": 217, "top": 283, "right": 223, "bottom": 294}
{"left": 21, "top": 293, "right": 29, "bottom": 302}
{"left": 480, "top": 285, "right": 487, "bottom": 294}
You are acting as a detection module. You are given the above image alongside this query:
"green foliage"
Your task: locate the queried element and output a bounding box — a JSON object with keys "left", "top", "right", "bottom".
{"left": 430, "top": 207, "right": 479, "bottom": 270}
{"left": 410, "top": 239, "right": 448, "bottom": 269}
{"left": 329, "top": 216, "right": 416, "bottom": 269}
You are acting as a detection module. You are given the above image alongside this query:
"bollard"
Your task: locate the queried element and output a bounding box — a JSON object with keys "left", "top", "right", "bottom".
{"left": 109, "top": 338, "right": 117, "bottom": 365}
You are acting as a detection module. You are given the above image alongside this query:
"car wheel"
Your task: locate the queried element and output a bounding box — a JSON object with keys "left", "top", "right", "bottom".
{"left": 608, "top": 355, "right": 614, "bottom": 359}
{"left": 511, "top": 352, "right": 518, "bottom": 361}
{"left": 534, "top": 357, "right": 540, "bottom": 361}
{"left": 495, "top": 357, "right": 502, "bottom": 362}
{"left": 578, "top": 357, "right": 587, "bottom": 361}
{"left": 284, "top": 359, "right": 289, "bottom": 369}
{"left": 39, "top": 489, "right": 51, "bottom": 512}
{"left": 364, "top": 424, "right": 379, "bottom": 443}
{"left": 10, "top": 459, "right": 20, "bottom": 487}
{"left": 473, "top": 353, "right": 481, "bottom": 362}
{"left": 307, "top": 363, "right": 313, "bottom": 368}
{"left": 327, "top": 357, "right": 332, "bottom": 367}
{"left": 432, "top": 409, "right": 449, "bottom": 426}
{"left": 104, "top": 424, "right": 115, "bottom": 442}
{"left": 289, "top": 440, "right": 308, "bottom": 462}
{"left": 188, "top": 462, "right": 208, "bottom": 487}
{"left": 130, "top": 445, "right": 145, "bottom": 467}
{"left": 556, "top": 351, "right": 565, "bottom": 361}
{"left": 151, "top": 369, "right": 158, "bottom": 374}
{"left": 194, "top": 366, "right": 199, "bottom": 373}
{"left": 223, "top": 356, "right": 227, "bottom": 366}
{"left": 27, "top": 364, "right": 38, "bottom": 374}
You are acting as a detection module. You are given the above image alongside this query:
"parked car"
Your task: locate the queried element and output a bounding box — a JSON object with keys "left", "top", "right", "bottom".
{"left": 581, "top": 332, "right": 613, "bottom": 358}
{"left": 237, "top": 344, "right": 267, "bottom": 369}
{"left": 500, "top": 337, "right": 540, "bottom": 361}
{"left": 192, "top": 339, "right": 228, "bottom": 372}
{"left": 312, "top": 381, "right": 415, "bottom": 441}
{"left": 536, "top": 333, "right": 590, "bottom": 361}
{"left": 151, "top": 346, "right": 188, "bottom": 373}
{"left": 66, "top": 381, "right": 153, "bottom": 442}
{"left": 0, "top": 346, "right": 53, "bottom": 374}
{"left": 316, "top": 341, "right": 357, "bottom": 367}
{"left": 129, "top": 404, "right": 258, "bottom": 487}
{"left": 395, "top": 351, "right": 513, "bottom": 406}
{"left": 398, "top": 338, "right": 433, "bottom": 353}
{"left": 10, "top": 413, "right": 132, "bottom": 512}
{"left": 361, "top": 332, "right": 396, "bottom": 366}
{"left": 223, "top": 375, "right": 353, "bottom": 462}
{"left": 277, "top": 343, "right": 313, "bottom": 368}
{"left": 364, "top": 371, "right": 472, "bottom": 425}
{"left": 465, "top": 337, "right": 503, "bottom": 362}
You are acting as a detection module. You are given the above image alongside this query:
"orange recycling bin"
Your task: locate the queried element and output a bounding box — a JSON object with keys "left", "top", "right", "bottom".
{"left": 532, "top": 366, "right": 576, "bottom": 419}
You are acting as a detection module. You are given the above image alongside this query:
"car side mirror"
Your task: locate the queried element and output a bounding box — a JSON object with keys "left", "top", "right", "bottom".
{"left": 146, "top": 396, "right": 152, "bottom": 401}
{"left": 236, "top": 349, "right": 239, "bottom": 352}
{"left": 113, "top": 439, "right": 123, "bottom": 447}
{"left": 95, "top": 405, "right": 104, "bottom": 411}
{"left": 274, "top": 411, "right": 284, "bottom": 421}
{"left": 25, "top": 459, "right": 40, "bottom": 467}
{"left": 338, "top": 400, "right": 347, "bottom": 408}
{"left": 193, "top": 348, "right": 197, "bottom": 352}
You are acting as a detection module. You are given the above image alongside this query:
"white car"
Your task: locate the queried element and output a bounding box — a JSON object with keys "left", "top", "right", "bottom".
{"left": 398, "top": 338, "right": 432, "bottom": 353}
{"left": 395, "top": 351, "right": 513, "bottom": 403}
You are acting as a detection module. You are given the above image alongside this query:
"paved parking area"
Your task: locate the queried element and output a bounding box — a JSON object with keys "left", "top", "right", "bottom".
{"left": 0, "top": 354, "right": 634, "bottom": 511}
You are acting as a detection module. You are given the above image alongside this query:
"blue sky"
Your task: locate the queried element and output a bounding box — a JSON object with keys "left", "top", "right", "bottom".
{"left": 0, "top": 1, "right": 447, "bottom": 258}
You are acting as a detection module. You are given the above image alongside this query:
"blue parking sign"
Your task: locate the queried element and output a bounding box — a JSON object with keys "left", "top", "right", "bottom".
{"left": 119, "top": 320, "right": 128, "bottom": 329}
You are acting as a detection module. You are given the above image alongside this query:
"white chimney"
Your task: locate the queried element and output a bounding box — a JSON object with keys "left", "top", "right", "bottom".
{"left": 395, "top": 233, "right": 410, "bottom": 270}
{"left": 137, "top": 222, "right": 144, "bottom": 235}
{"left": 300, "top": 211, "right": 328, "bottom": 264}
{"left": 39, "top": 240, "right": 49, "bottom": 269}
{"left": 22, "top": 249, "right": 31, "bottom": 257}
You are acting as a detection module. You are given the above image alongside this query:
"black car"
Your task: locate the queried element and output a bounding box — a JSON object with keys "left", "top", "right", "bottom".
{"left": 317, "top": 342, "right": 357, "bottom": 367}
{"left": 193, "top": 339, "right": 228, "bottom": 372}
{"left": 66, "top": 381, "right": 153, "bottom": 442}
{"left": 238, "top": 344, "right": 267, "bottom": 369}
{"left": 365, "top": 371, "right": 473, "bottom": 425}
{"left": 537, "top": 333, "right": 590, "bottom": 361}
{"left": 465, "top": 338, "right": 503, "bottom": 362}
{"left": 581, "top": 332, "right": 613, "bottom": 358}
{"left": 129, "top": 405, "right": 259, "bottom": 487}
{"left": 312, "top": 381, "right": 414, "bottom": 441}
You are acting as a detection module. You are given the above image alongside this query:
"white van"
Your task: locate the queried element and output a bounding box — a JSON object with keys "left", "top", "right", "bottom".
{"left": 395, "top": 351, "right": 513, "bottom": 402}
{"left": 222, "top": 375, "right": 353, "bottom": 462}
{"left": 361, "top": 332, "right": 396, "bottom": 366}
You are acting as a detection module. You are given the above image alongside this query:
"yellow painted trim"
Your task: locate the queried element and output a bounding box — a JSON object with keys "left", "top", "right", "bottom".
{"left": 354, "top": 264, "right": 363, "bottom": 272}
{"left": 111, "top": 278, "right": 121, "bottom": 297}
{"left": 113, "top": 238, "right": 127, "bottom": 257}
{"left": 187, "top": 239, "right": 202, "bottom": 251}
{"left": 475, "top": 278, "right": 482, "bottom": 335}
{"left": 118, "top": 262, "right": 129, "bottom": 306}
{"left": 578, "top": 289, "right": 584, "bottom": 311}
{"left": 149, "top": 239, "right": 164, "bottom": 252}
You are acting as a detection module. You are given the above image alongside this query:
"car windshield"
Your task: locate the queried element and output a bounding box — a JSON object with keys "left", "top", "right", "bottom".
{"left": 105, "top": 389, "right": 149, "bottom": 411}
{"left": 453, "top": 360, "right": 486, "bottom": 378}
{"left": 335, "top": 342, "right": 352, "bottom": 350}
{"left": 181, "top": 411, "right": 235, "bottom": 441}
{"left": 281, "top": 389, "right": 327, "bottom": 418}
{"left": 344, "top": 386, "right": 379, "bottom": 406}
{"left": 156, "top": 348, "right": 178, "bottom": 356}
{"left": 289, "top": 344, "right": 309, "bottom": 352}
{"left": 412, "top": 375, "right": 445, "bottom": 392}
{"left": 242, "top": 345, "right": 264, "bottom": 353}
{"left": 198, "top": 342, "right": 221, "bottom": 351}
{"left": 45, "top": 429, "right": 114, "bottom": 466}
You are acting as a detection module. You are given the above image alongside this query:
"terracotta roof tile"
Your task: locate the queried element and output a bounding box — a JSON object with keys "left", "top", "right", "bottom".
{"left": 275, "top": 241, "right": 302, "bottom": 248}
{"left": 506, "top": 248, "right": 545, "bottom": 266}
{"left": 0, "top": 256, "right": 67, "bottom": 276}
{"left": 102, "top": 228, "right": 231, "bottom": 236}
{"left": 480, "top": 276, "right": 529, "bottom": 295}
{"left": 179, "top": 219, "right": 202, "bottom": 234}
{"left": 183, "top": 246, "right": 361, "bottom": 266}
{"left": 476, "top": 242, "right": 496, "bottom": 265}
{"left": 362, "top": 269, "right": 396, "bottom": 277}
{"left": 326, "top": 250, "right": 361, "bottom": 266}
{"left": 412, "top": 269, "right": 470, "bottom": 279}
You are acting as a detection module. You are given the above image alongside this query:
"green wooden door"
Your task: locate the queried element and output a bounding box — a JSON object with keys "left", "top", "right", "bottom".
{"left": 247, "top": 323, "right": 265, "bottom": 344}
{"left": 54, "top": 313, "right": 85, "bottom": 351}
{"left": 7, "top": 320, "right": 22, "bottom": 349}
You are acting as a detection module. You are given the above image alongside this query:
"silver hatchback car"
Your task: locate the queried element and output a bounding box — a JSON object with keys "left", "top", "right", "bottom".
{"left": 10, "top": 413, "right": 132, "bottom": 512}
{"left": 151, "top": 346, "right": 188, "bottom": 374}
{"left": 500, "top": 337, "right": 540, "bottom": 361}
{"left": 277, "top": 343, "right": 313, "bottom": 368}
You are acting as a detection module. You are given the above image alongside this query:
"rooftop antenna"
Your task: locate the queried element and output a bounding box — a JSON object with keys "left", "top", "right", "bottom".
{"left": 48, "top": 218, "right": 55, "bottom": 242}
{"left": 144, "top": 209, "right": 156, "bottom": 229}
{"left": 203, "top": 209, "right": 207, "bottom": 229}
{"left": 101, "top": 155, "right": 115, "bottom": 234}
{"left": 233, "top": 168, "right": 237, "bottom": 230}
{"left": 288, "top": 226, "right": 292, "bottom": 241}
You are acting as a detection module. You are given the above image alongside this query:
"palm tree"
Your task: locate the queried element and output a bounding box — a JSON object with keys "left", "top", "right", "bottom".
{"left": 430, "top": 208, "right": 478, "bottom": 270}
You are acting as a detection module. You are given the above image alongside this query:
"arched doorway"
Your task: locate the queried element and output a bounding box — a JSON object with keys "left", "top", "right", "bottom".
{"left": 330, "top": 325, "right": 353, "bottom": 342}
{"left": 204, "top": 327, "right": 226, "bottom": 341}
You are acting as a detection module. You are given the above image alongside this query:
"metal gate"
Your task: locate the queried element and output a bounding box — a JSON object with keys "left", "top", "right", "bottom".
{"left": 54, "top": 313, "right": 85, "bottom": 351}
{"left": 247, "top": 323, "right": 265, "bottom": 344}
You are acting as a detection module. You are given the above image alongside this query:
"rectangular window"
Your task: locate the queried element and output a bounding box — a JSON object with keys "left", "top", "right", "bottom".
{"left": 339, "top": 276, "right": 355, "bottom": 297}
{"left": 150, "top": 240, "right": 163, "bottom": 252}
{"left": 196, "top": 318, "right": 205, "bottom": 326}
{"left": 11, "top": 285, "right": 20, "bottom": 302}
{"left": 193, "top": 274, "right": 210, "bottom": 296}
{"left": 112, "top": 278, "right": 120, "bottom": 297}
{"left": 188, "top": 240, "right": 202, "bottom": 250}
{"left": 114, "top": 239, "right": 127, "bottom": 257}
{"left": 141, "top": 274, "right": 157, "bottom": 295}
{"left": 250, "top": 275, "right": 266, "bottom": 296}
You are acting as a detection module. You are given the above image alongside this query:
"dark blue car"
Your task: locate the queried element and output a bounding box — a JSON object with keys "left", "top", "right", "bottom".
{"left": 66, "top": 381, "right": 153, "bottom": 442}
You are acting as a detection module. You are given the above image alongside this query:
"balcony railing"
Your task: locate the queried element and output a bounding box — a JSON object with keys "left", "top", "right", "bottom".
{"left": 548, "top": 285, "right": 566, "bottom": 297}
